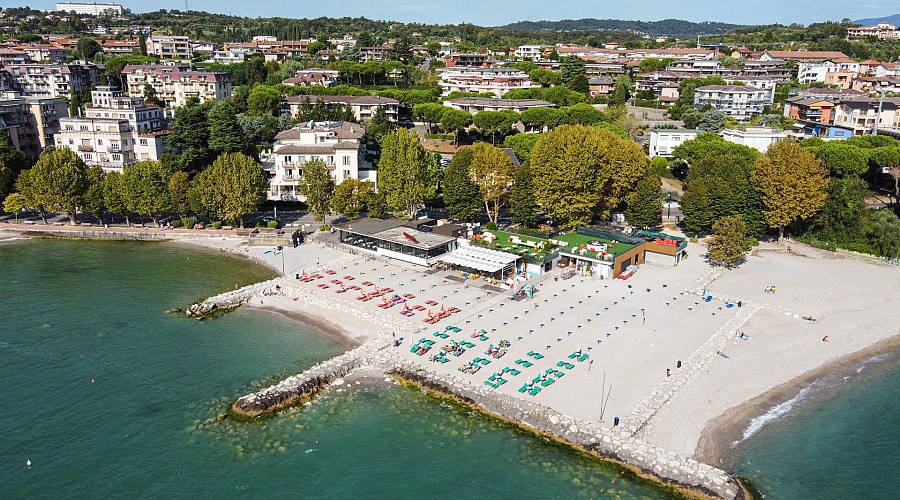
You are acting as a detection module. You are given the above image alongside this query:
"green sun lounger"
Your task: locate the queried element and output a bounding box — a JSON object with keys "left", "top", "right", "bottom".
{"left": 532, "top": 353, "right": 544, "bottom": 360}
{"left": 519, "top": 384, "right": 529, "bottom": 393}
{"left": 522, "top": 360, "right": 533, "bottom": 368}
{"left": 541, "top": 378, "right": 555, "bottom": 387}
{"left": 509, "top": 369, "right": 521, "bottom": 376}
{"left": 557, "top": 361, "right": 566, "bottom": 367}
{"left": 578, "top": 354, "right": 589, "bottom": 362}
{"left": 568, "top": 352, "right": 579, "bottom": 359}
{"left": 529, "top": 386, "right": 541, "bottom": 396}
{"left": 554, "top": 370, "right": 565, "bottom": 377}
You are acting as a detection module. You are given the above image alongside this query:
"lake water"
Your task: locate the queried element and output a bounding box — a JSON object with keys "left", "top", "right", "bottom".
{"left": 0, "top": 239, "right": 679, "bottom": 498}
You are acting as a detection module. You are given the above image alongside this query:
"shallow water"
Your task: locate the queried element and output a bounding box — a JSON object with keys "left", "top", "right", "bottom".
{"left": 731, "top": 351, "right": 900, "bottom": 499}
{"left": 0, "top": 239, "right": 678, "bottom": 498}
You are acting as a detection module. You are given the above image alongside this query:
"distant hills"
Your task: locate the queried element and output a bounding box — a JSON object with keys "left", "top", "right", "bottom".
{"left": 497, "top": 18, "right": 743, "bottom": 37}
{"left": 853, "top": 14, "right": 900, "bottom": 25}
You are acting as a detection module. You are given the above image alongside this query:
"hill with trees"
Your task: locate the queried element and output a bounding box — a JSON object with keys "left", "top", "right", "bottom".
{"left": 498, "top": 18, "right": 743, "bottom": 37}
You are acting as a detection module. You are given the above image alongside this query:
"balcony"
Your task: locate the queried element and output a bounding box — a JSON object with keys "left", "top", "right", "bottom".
{"left": 78, "top": 145, "right": 94, "bottom": 152}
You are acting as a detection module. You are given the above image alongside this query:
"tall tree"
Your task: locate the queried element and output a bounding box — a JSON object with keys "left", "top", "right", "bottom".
{"left": 807, "top": 141, "right": 871, "bottom": 178}
{"left": 866, "top": 209, "right": 900, "bottom": 258}
{"left": 468, "top": 142, "right": 515, "bottom": 224}
{"left": 531, "top": 125, "right": 649, "bottom": 228}
{"left": 191, "top": 152, "right": 267, "bottom": 227}
{"left": 503, "top": 133, "right": 540, "bottom": 163}
{"left": 377, "top": 128, "right": 438, "bottom": 218}
{"left": 509, "top": 161, "right": 538, "bottom": 227}
{"left": 752, "top": 140, "right": 828, "bottom": 242}
{"left": 473, "top": 110, "right": 518, "bottom": 145}
{"left": 247, "top": 85, "right": 283, "bottom": 116}
{"left": 167, "top": 97, "right": 212, "bottom": 173}
{"left": 439, "top": 109, "right": 473, "bottom": 146}
{"left": 26, "top": 147, "right": 89, "bottom": 225}
{"left": 681, "top": 154, "right": 765, "bottom": 235}
{"left": 442, "top": 147, "right": 483, "bottom": 222}
{"left": 0, "top": 134, "right": 30, "bottom": 201}
{"left": 102, "top": 170, "right": 130, "bottom": 225}
{"left": 332, "top": 178, "right": 374, "bottom": 220}
{"left": 706, "top": 215, "right": 752, "bottom": 268}
{"left": 208, "top": 101, "right": 248, "bottom": 154}
{"left": 298, "top": 159, "right": 335, "bottom": 222}
{"left": 168, "top": 170, "right": 192, "bottom": 217}
{"left": 3, "top": 192, "right": 27, "bottom": 221}
{"left": 560, "top": 56, "right": 586, "bottom": 88}
{"left": 82, "top": 165, "right": 107, "bottom": 224}
{"left": 75, "top": 37, "right": 101, "bottom": 61}
{"left": 625, "top": 173, "right": 663, "bottom": 228}
{"left": 121, "top": 160, "right": 172, "bottom": 226}
{"left": 608, "top": 75, "right": 631, "bottom": 106}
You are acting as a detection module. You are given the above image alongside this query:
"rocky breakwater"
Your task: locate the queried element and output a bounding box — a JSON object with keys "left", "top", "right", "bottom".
{"left": 379, "top": 356, "right": 746, "bottom": 500}
{"left": 186, "top": 278, "right": 283, "bottom": 318}
{"left": 231, "top": 334, "right": 394, "bottom": 417}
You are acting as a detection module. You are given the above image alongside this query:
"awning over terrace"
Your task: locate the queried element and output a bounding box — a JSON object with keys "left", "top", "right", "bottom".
{"left": 438, "top": 246, "right": 519, "bottom": 274}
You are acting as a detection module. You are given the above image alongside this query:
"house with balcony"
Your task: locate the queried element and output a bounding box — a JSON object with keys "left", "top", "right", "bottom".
{"left": 268, "top": 121, "right": 374, "bottom": 201}
{"left": 693, "top": 85, "right": 771, "bottom": 122}
{"left": 784, "top": 96, "right": 835, "bottom": 124}
{"left": 4, "top": 63, "right": 101, "bottom": 99}
{"left": 720, "top": 127, "right": 788, "bottom": 153}
{"left": 513, "top": 45, "right": 544, "bottom": 61}
{"left": 442, "top": 97, "right": 554, "bottom": 114}
{"left": 145, "top": 35, "right": 192, "bottom": 61}
{"left": 54, "top": 86, "right": 168, "bottom": 171}
{"left": 437, "top": 67, "right": 539, "bottom": 97}
{"left": 1, "top": 91, "right": 68, "bottom": 155}
{"left": 282, "top": 69, "right": 341, "bottom": 87}
{"left": 282, "top": 95, "right": 399, "bottom": 122}
{"left": 123, "top": 65, "right": 231, "bottom": 108}
{"left": 648, "top": 129, "right": 700, "bottom": 158}
{"left": 831, "top": 98, "right": 900, "bottom": 135}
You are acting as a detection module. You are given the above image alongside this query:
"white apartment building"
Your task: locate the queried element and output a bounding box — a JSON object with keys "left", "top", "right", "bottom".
{"left": 55, "top": 2, "right": 124, "bottom": 15}
{"left": 514, "top": 45, "right": 544, "bottom": 61}
{"left": 442, "top": 97, "right": 554, "bottom": 113}
{"left": 797, "top": 59, "right": 861, "bottom": 84}
{"left": 694, "top": 85, "right": 771, "bottom": 122}
{"left": 269, "top": 121, "right": 374, "bottom": 201}
{"left": 283, "top": 69, "right": 341, "bottom": 87}
{"left": 54, "top": 87, "right": 168, "bottom": 171}
{"left": 720, "top": 127, "right": 788, "bottom": 153}
{"left": 283, "top": 95, "right": 399, "bottom": 122}
{"left": 437, "top": 67, "right": 540, "bottom": 97}
{"left": 123, "top": 65, "right": 232, "bottom": 108}
{"left": 648, "top": 129, "right": 700, "bottom": 158}
{"left": 3, "top": 64, "right": 101, "bottom": 99}
{"left": 0, "top": 91, "right": 69, "bottom": 156}
{"left": 847, "top": 23, "right": 900, "bottom": 40}
{"left": 831, "top": 99, "right": 900, "bottom": 136}
{"left": 145, "top": 35, "right": 193, "bottom": 61}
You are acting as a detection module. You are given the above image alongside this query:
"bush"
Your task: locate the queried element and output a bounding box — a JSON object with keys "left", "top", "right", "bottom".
{"left": 509, "top": 226, "right": 552, "bottom": 239}
{"left": 182, "top": 216, "right": 197, "bottom": 229}
{"left": 170, "top": 219, "right": 183, "bottom": 228}
{"left": 211, "top": 221, "right": 222, "bottom": 229}
{"left": 651, "top": 156, "right": 675, "bottom": 179}
{"left": 267, "top": 220, "right": 280, "bottom": 229}
{"left": 486, "top": 221, "right": 497, "bottom": 231}
{"left": 319, "top": 224, "right": 331, "bottom": 231}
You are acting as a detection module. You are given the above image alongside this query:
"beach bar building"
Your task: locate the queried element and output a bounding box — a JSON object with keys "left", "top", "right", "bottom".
{"left": 553, "top": 226, "right": 687, "bottom": 279}
{"left": 468, "top": 230, "right": 559, "bottom": 276}
{"left": 438, "top": 246, "right": 520, "bottom": 283}
{"left": 337, "top": 218, "right": 458, "bottom": 266}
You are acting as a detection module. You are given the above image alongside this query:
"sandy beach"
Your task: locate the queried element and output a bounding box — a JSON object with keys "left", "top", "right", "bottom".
{"left": 5, "top": 223, "right": 899, "bottom": 476}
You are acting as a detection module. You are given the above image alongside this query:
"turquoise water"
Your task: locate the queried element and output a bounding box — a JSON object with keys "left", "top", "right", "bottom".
{"left": 732, "top": 352, "right": 900, "bottom": 500}
{"left": 0, "top": 239, "right": 678, "bottom": 498}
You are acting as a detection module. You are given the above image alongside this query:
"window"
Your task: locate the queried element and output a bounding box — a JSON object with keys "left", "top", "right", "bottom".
{"left": 327, "top": 156, "right": 334, "bottom": 164}
{"left": 343, "top": 169, "right": 351, "bottom": 178}
{"left": 112, "top": 154, "right": 121, "bottom": 161}
{"left": 298, "top": 156, "right": 306, "bottom": 164}
{"left": 98, "top": 139, "right": 103, "bottom": 145}
{"left": 672, "top": 136, "right": 681, "bottom": 142}
{"left": 343, "top": 156, "right": 351, "bottom": 166}
{"left": 284, "top": 156, "right": 292, "bottom": 164}
{"left": 140, "top": 139, "right": 147, "bottom": 146}
{"left": 285, "top": 169, "right": 293, "bottom": 178}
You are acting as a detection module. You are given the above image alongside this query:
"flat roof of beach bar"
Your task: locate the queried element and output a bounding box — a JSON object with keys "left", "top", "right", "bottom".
{"left": 337, "top": 218, "right": 459, "bottom": 266}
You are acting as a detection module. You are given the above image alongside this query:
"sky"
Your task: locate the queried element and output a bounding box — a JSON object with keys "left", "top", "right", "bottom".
{"left": 7, "top": 0, "right": 900, "bottom": 26}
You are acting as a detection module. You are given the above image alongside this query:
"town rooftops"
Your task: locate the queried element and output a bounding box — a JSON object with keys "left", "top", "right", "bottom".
{"left": 763, "top": 50, "right": 848, "bottom": 60}
{"left": 444, "top": 97, "right": 554, "bottom": 107}
{"left": 695, "top": 85, "right": 769, "bottom": 93}
{"left": 338, "top": 217, "right": 456, "bottom": 250}
{"left": 284, "top": 95, "right": 398, "bottom": 105}
{"left": 274, "top": 121, "right": 365, "bottom": 141}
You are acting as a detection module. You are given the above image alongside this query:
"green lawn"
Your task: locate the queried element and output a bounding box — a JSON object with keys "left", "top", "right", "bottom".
{"left": 553, "top": 233, "right": 635, "bottom": 259}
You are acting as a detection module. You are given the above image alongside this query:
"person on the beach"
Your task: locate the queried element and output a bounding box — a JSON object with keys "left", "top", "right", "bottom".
{"left": 822, "top": 336, "right": 829, "bottom": 342}
{"left": 666, "top": 369, "right": 671, "bottom": 377}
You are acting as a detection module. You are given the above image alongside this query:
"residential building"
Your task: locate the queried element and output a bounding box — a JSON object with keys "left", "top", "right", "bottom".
{"left": 720, "top": 127, "right": 788, "bottom": 153}
{"left": 4, "top": 63, "right": 101, "bottom": 99}
{"left": 437, "top": 67, "right": 539, "bottom": 97}
{"left": 588, "top": 76, "right": 615, "bottom": 98}
{"left": 123, "top": 65, "right": 232, "bottom": 108}
{"left": 847, "top": 23, "right": 900, "bottom": 40}
{"left": 55, "top": 2, "right": 124, "bottom": 15}
{"left": 648, "top": 129, "right": 699, "bottom": 158}
{"left": 0, "top": 49, "right": 31, "bottom": 65}
{"left": 694, "top": 85, "right": 771, "bottom": 122}
{"left": 210, "top": 50, "right": 248, "bottom": 65}
{"left": 98, "top": 39, "right": 140, "bottom": 55}
{"left": 283, "top": 95, "right": 399, "bottom": 122}
{"left": 797, "top": 59, "right": 860, "bottom": 85}
{"left": 442, "top": 97, "right": 554, "bottom": 114}
{"left": 759, "top": 50, "right": 848, "bottom": 62}
{"left": 784, "top": 96, "right": 836, "bottom": 124}
{"left": 283, "top": 69, "right": 340, "bottom": 87}
{"left": 791, "top": 120, "right": 854, "bottom": 140}
{"left": 1, "top": 91, "right": 68, "bottom": 156}
{"left": 872, "top": 62, "right": 900, "bottom": 78}
{"left": 514, "top": 45, "right": 544, "bottom": 61}
{"left": 446, "top": 53, "right": 491, "bottom": 66}
{"left": 796, "top": 87, "right": 865, "bottom": 101}
{"left": 54, "top": 87, "right": 168, "bottom": 171}
{"left": 727, "top": 76, "right": 778, "bottom": 101}
{"left": 145, "top": 35, "right": 192, "bottom": 61}
{"left": 831, "top": 99, "right": 900, "bottom": 135}
{"left": 19, "top": 44, "right": 70, "bottom": 63}
{"left": 358, "top": 45, "right": 391, "bottom": 62}
{"left": 269, "top": 121, "right": 373, "bottom": 201}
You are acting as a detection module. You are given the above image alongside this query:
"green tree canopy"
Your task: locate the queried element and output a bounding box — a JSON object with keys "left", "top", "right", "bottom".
{"left": 439, "top": 109, "right": 473, "bottom": 145}
{"left": 298, "top": 158, "right": 335, "bottom": 222}
{"left": 807, "top": 140, "right": 872, "bottom": 178}
{"left": 625, "top": 173, "right": 662, "bottom": 229}
{"left": 672, "top": 132, "right": 760, "bottom": 175}
{"left": 564, "top": 103, "right": 606, "bottom": 126}
{"left": 468, "top": 142, "right": 515, "bottom": 224}
{"left": 442, "top": 147, "right": 483, "bottom": 222}
{"left": 866, "top": 208, "right": 900, "bottom": 258}
{"left": 208, "top": 101, "right": 250, "bottom": 155}
{"left": 530, "top": 125, "right": 649, "bottom": 228}
{"left": 697, "top": 109, "right": 726, "bottom": 132}
{"left": 706, "top": 215, "right": 753, "bottom": 268}
{"left": 191, "top": 152, "right": 267, "bottom": 227}
{"left": 121, "top": 160, "right": 172, "bottom": 225}
{"left": 377, "top": 128, "right": 438, "bottom": 218}
{"left": 247, "top": 85, "right": 283, "bottom": 116}
{"left": 681, "top": 154, "right": 765, "bottom": 235}
{"left": 102, "top": 170, "right": 130, "bottom": 225}
{"left": 752, "top": 140, "right": 828, "bottom": 241}
{"left": 473, "top": 110, "right": 519, "bottom": 145}
{"left": 0, "top": 133, "right": 30, "bottom": 201}
{"left": 502, "top": 133, "right": 540, "bottom": 163}
{"left": 412, "top": 102, "right": 448, "bottom": 132}
{"left": 167, "top": 97, "right": 212, "bottom": 173}
{"left": 26, "top": 147, "right": 89, "bottom": 225}
{"left": 509, "top": 161, "right": 538, "bottom": 227}
{"left": 332, "top": 178, "right": 374, "bottom": 220}
{"left": 82, "top": 165, "right": 107, "bottom": 224}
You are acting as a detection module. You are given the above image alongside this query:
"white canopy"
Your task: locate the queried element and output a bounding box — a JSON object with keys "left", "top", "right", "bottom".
{"left": 438, "top": 245, "right": 519, "bottom": 274}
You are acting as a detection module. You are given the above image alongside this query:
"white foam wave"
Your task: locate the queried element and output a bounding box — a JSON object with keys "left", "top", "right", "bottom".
{"left": 734, "top": 386, "right": 814, "bottom": 446}
{"left": 0, "top": 236, "right": 32, "bottom": 243}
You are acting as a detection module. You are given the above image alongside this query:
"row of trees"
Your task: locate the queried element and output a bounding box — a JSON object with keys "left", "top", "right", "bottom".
{"left": 4, "top": 148, "right": 267, "bottom": 228}
{"left": 672, "top": 132, "right": 900, "bottom": 259}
